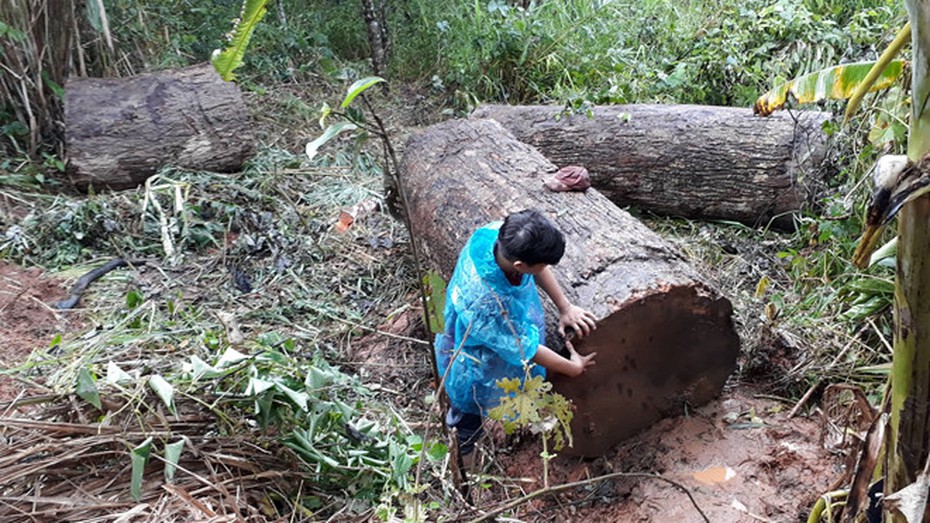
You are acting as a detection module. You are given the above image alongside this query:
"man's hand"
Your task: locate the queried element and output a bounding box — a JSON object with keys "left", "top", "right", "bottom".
{"left": 566, "top": 340, "right": 596, "bottom": 376}
{"left": 559, "top": 304, "right": 597, "bottom": 339}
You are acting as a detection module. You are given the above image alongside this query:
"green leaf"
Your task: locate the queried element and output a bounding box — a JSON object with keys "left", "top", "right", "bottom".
{"left": 211, "top": 0, "right": 271, "bottom": 82}
{"left": 341, "top": 76, "right": 385, "bottom": 108}
{"left": 306, "top": 365, "right": 334, "bottom": 390}
{"left": 217, "top": 347, "right": 250, "bottom": 367}
{"left": 148, "top": 374, "right": 176, "bottom": 415}
{"left": 106, "top": 361, "right": 133, "bottom": 385}
{"left": 187, "top": 355, "right": 222, "bottom": 380}
{"left": 305, "top": 122, "right": 358, "bottom": 162}
{"left": 275, "top": 382, "right": 309, "bottom": 411}
{"left": 41, "top": 71, "right": 64, "bottom": 98}
{"left": 426, "top": 442, "right": 448, "bottom": 462}
{"left": 318, "top": 102, "right": 332, "bottom": 129}
{"left": 76, "top": 367, "right": 102, "bottom": 409}
{"left": 0, "top": 21, "right": 26, "bottom": 42}
{"left": 423, "top": 271, "right": 447, "bottom": 334}
{"left": 164, "top": 439, "right": 185, "bottom": 483}
{"left": 755, "top": 60, "right": 906, "bottom": 117}
{"left": 126, "top": 288, "right": 144, "bottom": 309}
{"left": 247, "top": 377, "right": 275, "bottom": 395}
{"left": 131, "top": 437, "right": 154, "bottom": 501}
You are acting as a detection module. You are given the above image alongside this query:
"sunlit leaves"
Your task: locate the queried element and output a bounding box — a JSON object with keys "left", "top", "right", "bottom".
{"left": 341, "top": 76, "right": 385, "bottom": 108}
{"left": 488, "top": 370, "right": 574, "bottom": 451}
{"left": 305, "top": 122, "right": 358, "bottom": 162}
{"left": 754, "top": 60, "right": 906, "bottom": 116}
{"left": 305, "top": 76, "right": 385, "bottom": 162}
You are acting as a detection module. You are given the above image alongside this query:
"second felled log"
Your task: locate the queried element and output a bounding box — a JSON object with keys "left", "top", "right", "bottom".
{"left": 472, "top": 104, "right": 832, "bottom": 229}
{"left": 402, "top": 118, "right": 740, "bottom": 457}
{"left": 65, "top": 63, "right": 255, "bottom": 191}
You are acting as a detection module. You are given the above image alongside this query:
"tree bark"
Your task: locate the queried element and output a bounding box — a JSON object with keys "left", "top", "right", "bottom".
{"left": 361, "top": 0, "right": 389, "bottom": 78}
{"left": 402, "top": 118, "right": 740, "bottom": 457}
{"left": 64, "top": 63, "right": 255, "bottom": 191}
{"left": 472, "top": 104, "right": 832, "bottom": 229}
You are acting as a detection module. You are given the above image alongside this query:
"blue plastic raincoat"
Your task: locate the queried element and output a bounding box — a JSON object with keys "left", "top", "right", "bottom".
{"left": 434, "top": 222, "right": 547, "bottom": 415}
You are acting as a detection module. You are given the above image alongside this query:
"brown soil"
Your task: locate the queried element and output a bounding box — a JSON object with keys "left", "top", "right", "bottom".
{"left": 481, "top": 388, "right": 841, "bottom": 522}
{"left": 346, "top": 304, "right": 845, "bottom": 522}
{"left": 0, "top": 261, "right": 73, "bottom": 402}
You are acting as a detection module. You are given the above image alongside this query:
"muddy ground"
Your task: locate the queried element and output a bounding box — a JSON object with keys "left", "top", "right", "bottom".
{"left": 352, "top": 302, "right": 847, "bottom": 523}
{"left": 0, "top": 261, "right": 73, "bottom": 403}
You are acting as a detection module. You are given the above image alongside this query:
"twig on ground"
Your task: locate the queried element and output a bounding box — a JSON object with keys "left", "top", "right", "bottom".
{"left": 466, "top": 471, "right": 711, "bottom": 523}
{"left": 788, "top": 381, "right": 821, "bottom": 418}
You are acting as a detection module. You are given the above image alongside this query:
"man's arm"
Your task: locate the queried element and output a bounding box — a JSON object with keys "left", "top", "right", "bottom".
{"left": 535, "top": 266, "right": 598, "bottom": 338}
{"left": 532, "top": 342, "right": 596, "bottom": 377}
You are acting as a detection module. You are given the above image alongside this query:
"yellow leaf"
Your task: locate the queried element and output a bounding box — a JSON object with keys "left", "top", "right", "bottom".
{"left": 754, "top": 276, "right": 769, "bottom": 299}
{"left": 496, "top": 377, "right": 522, "bottom": 394}
{"left": 755, "top": 60, "right": 906, "bottom": 117}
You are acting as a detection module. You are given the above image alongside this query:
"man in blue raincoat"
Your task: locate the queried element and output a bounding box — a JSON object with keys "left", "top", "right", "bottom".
{"left": 434, "top": 209, "right": 597, "bottom": 466}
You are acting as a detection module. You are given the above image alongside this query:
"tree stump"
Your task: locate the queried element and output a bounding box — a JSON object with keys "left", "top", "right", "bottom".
{"left": 402, "top": 118, "right": 740, "bottom": 457}
{"left": 65, "top": 63, "right": 255, "bottom": 190}
{"left": 472, "top": 104, "right": 832, "bottom": 229}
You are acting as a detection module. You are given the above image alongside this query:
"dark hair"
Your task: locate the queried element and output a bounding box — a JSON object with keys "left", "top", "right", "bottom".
{"left": 497, "top": 209, "right": 565, "bottom": 265}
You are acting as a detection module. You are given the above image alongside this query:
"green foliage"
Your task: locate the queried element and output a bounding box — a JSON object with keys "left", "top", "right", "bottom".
{"left": 163, "top": 439, "right": 185, "bottom": 483}
{"left": 76, "top": 366, "right": 102, "bottom": 409}
{"left": 391, "top": 0, "right": 901, "bottom": 108}
{"left": 102, "top": 0, "right": 239, "bottom": 70}
{"left": 182, "top": 341, "right": 433, "bottom": 501}
{"left": 423, "top": 270, "right": 446, "bottom": 334}
{"left": 306, "top": 76, "right": 385, "bottom": 161}
{"left": 211, "top": 0, "right": 271, "bottom": 81}
{"left": 130, "top": 437, "right": 154, "bottom": 501}
{"left": 488, "top": 366, "right": 574, "bottom": 453}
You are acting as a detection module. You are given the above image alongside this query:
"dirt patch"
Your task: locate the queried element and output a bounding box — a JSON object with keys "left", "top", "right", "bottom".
{"left": 461, "top": 388, "right": 842, "bottom": 522}
{"left": 0, "top": 261, "right": 73, "bottom": 402}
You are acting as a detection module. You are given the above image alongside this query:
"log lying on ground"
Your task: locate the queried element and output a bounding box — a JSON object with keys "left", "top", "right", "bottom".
{"left": 402, "top": 118, "right": 740, "bottom": 457}
{"left": 65, "top": 63, "right": 255, "bottom": 190}
{"left": 472, "top": 104, "right": 832, "bottom": 229}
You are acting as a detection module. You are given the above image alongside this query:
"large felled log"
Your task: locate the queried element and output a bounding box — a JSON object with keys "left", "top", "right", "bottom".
{"left": 65, "top": 63, "right": 254, "bottom": 190}
{"left": 403, "top": 118, "right": 740, "bottom": 457}
{"left": 472, "top": 104, "right": 832, "bottom": 229}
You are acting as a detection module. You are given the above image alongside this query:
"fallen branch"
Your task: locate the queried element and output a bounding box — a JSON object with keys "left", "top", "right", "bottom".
{"left": 466, "top": 471, "right": 711, "bottom": 523}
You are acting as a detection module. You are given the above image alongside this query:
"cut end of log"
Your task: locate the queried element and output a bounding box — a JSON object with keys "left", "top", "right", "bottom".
{"left": 401, "top": 117, "right": 741, "bottom": 457}
{"left": 552, "top": 284, "right": 739, "bottom": 458}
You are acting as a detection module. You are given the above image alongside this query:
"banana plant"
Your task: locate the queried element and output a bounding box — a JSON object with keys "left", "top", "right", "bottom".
{"left": 881, "top": 3, "right": 930, "bottom": 522}
{"left": 756, "top": 11, "right": 930, "bottom": 522}
{"left": 211, "top": 0, "right": 270, "bottom": 81}
{"left": 754, "top": 23, "right": 910, "bottom": 118}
